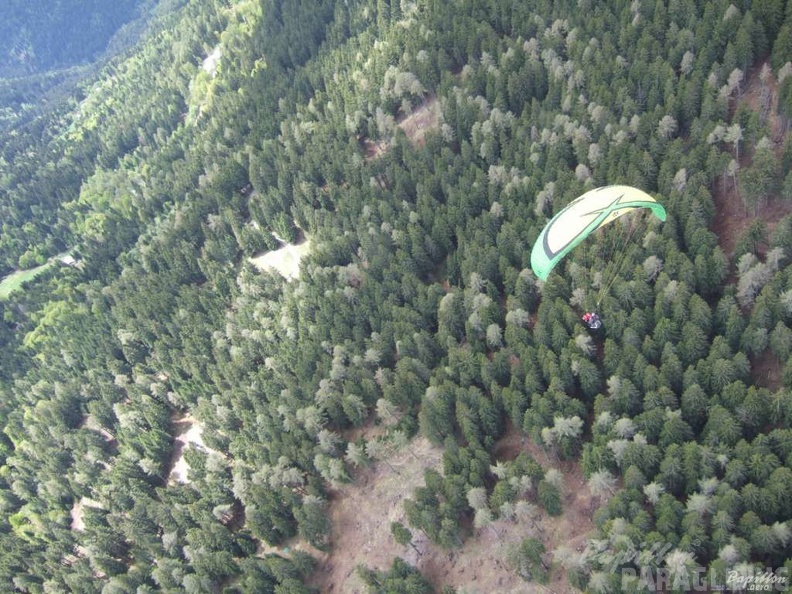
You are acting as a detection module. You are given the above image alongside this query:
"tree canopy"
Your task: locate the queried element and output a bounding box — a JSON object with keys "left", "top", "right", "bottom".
{"left": 0, "top": 0, "right": 791, "bottom": 591}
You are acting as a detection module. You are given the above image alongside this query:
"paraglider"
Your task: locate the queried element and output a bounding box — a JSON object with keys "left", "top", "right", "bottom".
{"left": 530, "top": 185, "right": 667, "bottom": 334}
{"left": 580, "top": 311, "right": 602, "bottom": 330}
{"left": 581, "top": 311, "right": 602, "bottom": 331}
{"left": 530, "top": 185, "right": 666, "bottom": 282}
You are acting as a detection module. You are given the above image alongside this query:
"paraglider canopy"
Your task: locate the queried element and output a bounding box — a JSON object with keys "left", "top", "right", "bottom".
{"left": 530, "top": 185, "right": 666, "bottom": 281}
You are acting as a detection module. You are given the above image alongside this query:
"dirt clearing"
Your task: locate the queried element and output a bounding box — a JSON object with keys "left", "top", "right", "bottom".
{"left": 309, "top": 426, "right": 596, "bottom": 593}
{"left": 752, "top": 348, "right": 784, "bottom": 392}
{"left": 249, "top": 238, "right": 311, "bottom": 281}
{"left": 398, "top": 97, "right": 442, "bottom": 148}
{"left": 712, "top": 177, "right": 791, "bottom": 258}
{"left": 167, "top": 414, "right": 209, "bottom": 485}
{"left": 308, "top": 437, "right": 443, "bottom": 592}
{"left": 493, "top": 425, "right": 597, "bottom": 594}
{"left": 712, "top": 61, "right": 791, "bottom": 258}
{"left": 364, "top": 97, "right": 441, "bottom": 160}
{"left": 70, "top": 497, "right": 105, "bottom": 532}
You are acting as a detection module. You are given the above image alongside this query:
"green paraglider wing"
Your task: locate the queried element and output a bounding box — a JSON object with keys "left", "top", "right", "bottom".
{"left": 530, "top": 185, "right": 666, "bottom": 281}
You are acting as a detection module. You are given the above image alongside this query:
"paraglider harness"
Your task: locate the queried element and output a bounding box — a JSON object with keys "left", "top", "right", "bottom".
{"left": 581, "top": 312, "right": 602, "bottom": 331}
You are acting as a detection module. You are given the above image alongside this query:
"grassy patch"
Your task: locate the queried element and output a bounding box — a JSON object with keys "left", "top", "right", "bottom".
{"left": 0, "top": 262, "right": 53, "bottom": 300}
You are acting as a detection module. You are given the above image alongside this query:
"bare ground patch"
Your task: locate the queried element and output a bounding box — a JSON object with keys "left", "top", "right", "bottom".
{"left": 363, "top": 138, "right": 389, "bottom": 161}
{"left": 339, "top": 414, "right": 388, "bottom": 444}
{"left": 309, "top": 425, "right": 595, "bottom": 593}
{"left": 741, "top": 62, "right": 787, "bottom": 147}
{"left": 79, "top": 414, "right": 117, "bottom": 449}
{"left": 712, "top": 177, "right": 792, "bottom": 258}
{"left": 363, "top": 97, "right": 441, "bottom": 161}
{"left": 167, "top": 413, "right": 209, "bottom": 485}
{"left": 491, "top": 425, "right": 597, "bottom": 594}
{"left": 398, "top": 97, "right": 442, "bottom": 148}
{"left": 307, "top": 437, "right": 444, "bottom": 593}
{"left": 712, "top": 61, "right": 792, "bottom": 258}
{"left": 249, "top": 238, "right": 311, "bottom": 281}
{"left": 752, "top": 348, "right": 784, "bottom": 392}
{"left": 70, "top": 497, "right": 105, "bottom": 532}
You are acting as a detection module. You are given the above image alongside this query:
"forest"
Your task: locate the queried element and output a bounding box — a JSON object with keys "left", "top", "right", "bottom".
{"left": 0, "top": 0, "right": 159, "bottom": 135}
{"left": 0, "top": 0, "right": 791, "bottom": 592}
{"left": 0, "top": 0, "right": 147, "bottom": 76}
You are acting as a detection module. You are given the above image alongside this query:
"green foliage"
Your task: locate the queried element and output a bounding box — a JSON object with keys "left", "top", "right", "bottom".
{"left": 537, "top": 479, "right": 562, "bottom": 517}
{"left": 358, "top": 557, "right": 434, "bottom": 594}
{"left": 0, "top": 0, "right": 144, "bottom": 77}
{"left": 0, "top": 0, "right": 791, "bottom": 591}
{"left": 508, "top": 537, "right": 548, "bottom": 582}
{"left": 390, "top": 522, "right": 413, "bottom": 547}
{"left": 294, "top": 496, "right": 331, "bottom": 552}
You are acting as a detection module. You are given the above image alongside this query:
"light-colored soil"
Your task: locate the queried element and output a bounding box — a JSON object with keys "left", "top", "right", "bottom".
{"left": 307, "top": 437, "right": 444, "bottom": 593}
{"left": 363, "top": 97, "right": 441, "bottom": 160}
{"left": 398, "top": 97, "right": 442, "bottom": 148}
{"left": 70, "top": 497, "right": 105, "bottom": 532}
{"left": 70, "top": 500, "right": 84, "bottom": 532}
{"left": 249, "top": 238, "right": 311, "bottom": 281}
{"left": 167, "top": 414, "right": 208, "bottom": 485}
{"left": 202, "top": 47, "right": 221, "bottom": 75}
{"left": 309, "top": 426, "right": 596, "bottom": 594}
{"left": 79, "top": 414, "right": 117, "bottom": 446}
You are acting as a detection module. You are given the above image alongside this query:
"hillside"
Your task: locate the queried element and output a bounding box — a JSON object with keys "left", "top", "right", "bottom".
{"left": 0, "top": 0, "right": 791, "bottom": 593}
{"left": 0, "top": 0, "right": 145, "bottom": 77}
{"left": 0, "top": 0, "right": 155, "bottom": 134}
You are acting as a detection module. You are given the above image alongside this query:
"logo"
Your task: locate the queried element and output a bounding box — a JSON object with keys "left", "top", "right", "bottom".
{"left": 618, "top": 567, "right": 789, "bottom": 592}
{"left": 727, "top": 569, "right": 789, "bottom": 592}
{"left": 583, "top": 539, "right": 789, "bottom": 592}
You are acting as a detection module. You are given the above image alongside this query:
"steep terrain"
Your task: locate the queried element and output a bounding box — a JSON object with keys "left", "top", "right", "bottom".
{"left": 0, "top": 1, "right": 790, "bottom": 593}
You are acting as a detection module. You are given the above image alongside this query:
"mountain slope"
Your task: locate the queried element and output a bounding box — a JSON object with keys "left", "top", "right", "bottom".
{"left": 0, "top": 0, "right": 790, "bottom": 592}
